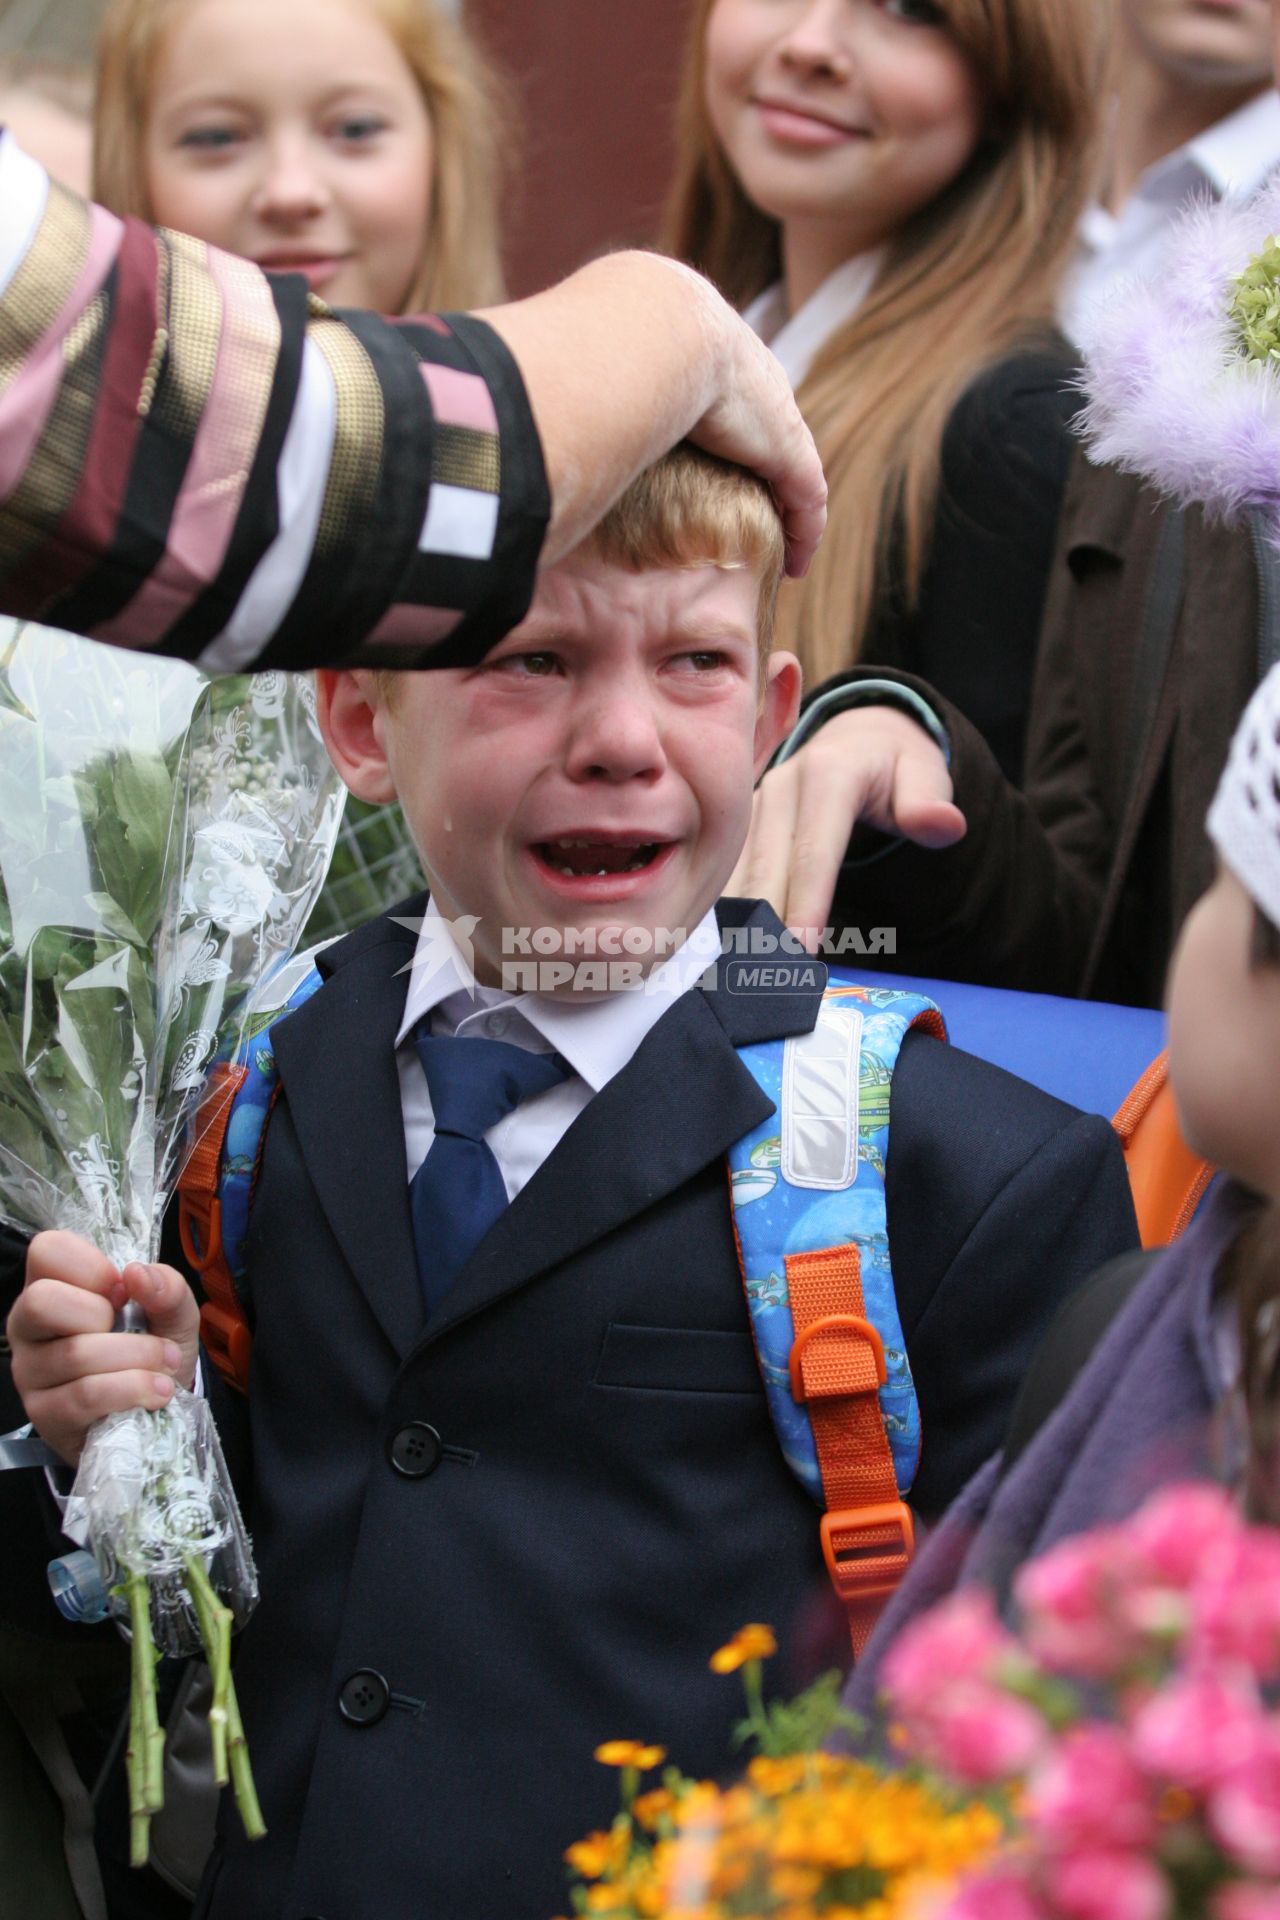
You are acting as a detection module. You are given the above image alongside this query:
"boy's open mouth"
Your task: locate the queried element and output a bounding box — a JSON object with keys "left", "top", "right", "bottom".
{"left": 534, "top": 838, "right": 666, "bottom": 878}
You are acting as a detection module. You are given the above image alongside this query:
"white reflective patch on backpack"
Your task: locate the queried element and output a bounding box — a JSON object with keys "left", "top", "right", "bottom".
{"left": 780, "top": 1002, "right": 862, "bottom": 1190}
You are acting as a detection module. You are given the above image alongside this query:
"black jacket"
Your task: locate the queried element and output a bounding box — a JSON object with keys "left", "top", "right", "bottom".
{"left": 863, "top": 346, "right": 1080, "bottom": 785}
{"left": 2, "top": 898, "right": 1139, "bottom": 1920}
{"left": 823, "top": 457, "right": 1263, "bottom": 1005}
{"left": 200, "top": 895, "right": 1135, "bottom": 1919}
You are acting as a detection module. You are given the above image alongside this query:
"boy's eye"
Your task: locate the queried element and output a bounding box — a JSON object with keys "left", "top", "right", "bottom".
{"left": 493, "top": 651, "right": 561, "bottom": 678}
{"left": 680, "top": 650, "right": 729, "bottom": 672}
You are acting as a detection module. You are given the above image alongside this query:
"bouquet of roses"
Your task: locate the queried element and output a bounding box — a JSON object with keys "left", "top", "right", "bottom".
{"left": 882, "top": 1482, "right": 1280, "bottom": 1920}
{"left": 0, "top": 621, "right": 343, "bottom": 1862}
{"left": 557, "top": 1626, "right": 1004, "bottom": 1920}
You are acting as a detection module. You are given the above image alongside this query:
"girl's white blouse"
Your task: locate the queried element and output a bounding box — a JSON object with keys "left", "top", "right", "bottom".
{"left": 742, "top": 249, "right": 884, "bottom": 388}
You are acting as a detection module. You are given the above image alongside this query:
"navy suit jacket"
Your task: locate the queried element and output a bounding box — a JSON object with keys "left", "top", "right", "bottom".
{"left": 194, "top": 894, "right": 1138, "bottom": 1920}
{"left": 0, "top": 895, "right": 1139, "bottom": 1920}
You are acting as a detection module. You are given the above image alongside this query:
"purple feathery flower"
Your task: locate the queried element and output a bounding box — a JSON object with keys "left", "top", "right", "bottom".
{"left": 1079, "top": 175, "right": 1280, "bottom": 534}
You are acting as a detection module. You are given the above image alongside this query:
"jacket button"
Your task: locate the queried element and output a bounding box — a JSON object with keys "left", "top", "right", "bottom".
{"left": 388, "top": 1422, "right": 442, "bottom": 1478}
{"left": 338, "top": 1669, "right": 389, "bottom": 1727}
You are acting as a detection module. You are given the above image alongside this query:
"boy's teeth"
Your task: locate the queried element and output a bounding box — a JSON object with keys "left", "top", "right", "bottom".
{"left": 543, "top": 839, "right": 659, "bottom": 876}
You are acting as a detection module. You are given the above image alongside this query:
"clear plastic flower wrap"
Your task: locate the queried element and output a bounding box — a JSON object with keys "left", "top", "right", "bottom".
{"left": 63, "top": 1391, "right": 257, "bottom": 1657}
{"left": 0, "top": 620, "right": 345, "bottom": 1858}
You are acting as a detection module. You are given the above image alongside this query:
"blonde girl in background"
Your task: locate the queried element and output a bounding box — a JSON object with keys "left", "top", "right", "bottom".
{"left": 93, "top": 0, "right": 510, "bottom": 937}
{"left": 664, "top": 0, "right": 1108, "bottom": 859}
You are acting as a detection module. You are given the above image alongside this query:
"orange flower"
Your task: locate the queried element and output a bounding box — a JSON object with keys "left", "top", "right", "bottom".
{"left": 709, "top": 1623, "right": 778, "bottom": 1673}
{"left": 594, "top": 1739, "right": 668, "bottom": 1770}
{"left": 632, "top": 1788, "right": 676, "bottom": 1828}
{"left": 771, "top": 1866, "right": 821, "bottom": 1912}
{"left": 564, "top": 1831, "right": 619, "bottom": 1879}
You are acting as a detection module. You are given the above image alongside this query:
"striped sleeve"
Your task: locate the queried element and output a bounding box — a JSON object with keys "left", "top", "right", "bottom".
{"left": 0, "top": 132, "right": 549, "bottom": 670}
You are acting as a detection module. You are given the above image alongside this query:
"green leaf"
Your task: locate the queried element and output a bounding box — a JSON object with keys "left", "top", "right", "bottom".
{"left": 732, "top": 1670, "right": 868, "bottom": 1758}
{"left": 83, "top": 892, "right": 148, "bottom": 948}
{"left": 114, "top": 753, "right": 174, "bottom": 869}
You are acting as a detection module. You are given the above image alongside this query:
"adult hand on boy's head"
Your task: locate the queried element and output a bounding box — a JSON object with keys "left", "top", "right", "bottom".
{"left": 728, "top": 707, "right": 966, "bottom": 951}
{"left": 7, "top": 1232, "right": 200, "bottom": 1466}
{"left": 675, "top": 266, "right": 828, "bottom": 578}
{"left": 480, "top": 253, "right": 826, "bottom": 578}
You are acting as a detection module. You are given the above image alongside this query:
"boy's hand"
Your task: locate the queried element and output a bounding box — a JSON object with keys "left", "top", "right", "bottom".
{"left": 7, "top": 1232, "right": 201, "bottom": 1466}
{"left": 728, "top": 708, "right": 967, "bottom": 949}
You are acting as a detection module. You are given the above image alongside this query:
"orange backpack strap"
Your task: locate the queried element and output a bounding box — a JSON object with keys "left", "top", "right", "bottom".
{"left": 785, "top": 1245, "right": 915, "bottom": 1660}
{"left": 1112, "top": 1050, "right": 1214, "bottom": 1247}
{"left": 177, "top": 1062, "right": 254, "bottom": 1393}
{"left": 728, "top": 984, "right": 945, "bottom": 1659}
{"left": 176, "top": 952, "right": 327, "bottom": 1395}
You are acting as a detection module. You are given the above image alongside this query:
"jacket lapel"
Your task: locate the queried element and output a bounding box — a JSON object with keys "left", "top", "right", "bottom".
{"left": 271, "top": 903, "right": 425, "bottom": 1362}
{"left": 426, "top": 900, "right": 825, "bottom": 1341}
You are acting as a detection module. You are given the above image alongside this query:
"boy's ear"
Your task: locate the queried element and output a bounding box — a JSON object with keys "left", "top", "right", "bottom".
{"left": 314, "top": 670, "right": 398, "bottom": 804}
{"left": 753, "top": 651, "right": 803, "bottom": 778}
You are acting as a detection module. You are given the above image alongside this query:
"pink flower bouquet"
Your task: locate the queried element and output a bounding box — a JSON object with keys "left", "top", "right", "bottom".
{"left": 882, "top": 1484, "right": 1280, "bottom": 1920}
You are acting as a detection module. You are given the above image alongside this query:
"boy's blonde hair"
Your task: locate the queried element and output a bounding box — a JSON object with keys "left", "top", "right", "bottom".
{"left": 583, "top": 445, "right": 785, "bottom": 651}
{"left": 93, "top": 0, "right": 509, "bottom": 310}
{"left": 663, "top": 0, "right": 1109, "bottom": 686}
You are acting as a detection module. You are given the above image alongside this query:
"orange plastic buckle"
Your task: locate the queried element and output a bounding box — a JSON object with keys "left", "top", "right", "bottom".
{"left": 199, "top": 1299, "right": 254, "bottom": 1395}
{"left": 820, "top": 1500, "right": 915, "bottom": 1606}
{"left": 789, "top": 1314, "right": 886, "bottom": 1403}
{"left": 179, "top": 1191, "right": 223, "bottom": 1274}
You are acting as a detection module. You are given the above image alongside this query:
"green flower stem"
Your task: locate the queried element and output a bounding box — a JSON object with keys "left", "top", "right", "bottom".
{"left": 184, "top": 1553, "right": 230, "bottom": 1783}
{"left": 224, "top": 1664, "right": 266, "bottom": 1841}
{"left": 741, "top": 1657, "right": 769, "bottom": 1749}
{"left": 184, "top": 1554, "right": 265, "bottom": 1842}
{"left": 125, "top": 1568, "right": 164, "bottom": 1867}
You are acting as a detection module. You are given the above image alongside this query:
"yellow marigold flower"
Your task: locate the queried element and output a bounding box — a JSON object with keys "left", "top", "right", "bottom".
{"left": 564, "top": 1831, "right": 616, "bottom": 1879}
{"left": 770, "top": 1863, "right": 823, "bottom": 1901}
{"left": 747, "top": 1754, "right": 809, "bottom": 1796}
{"left": 566, "top": 1822, "right": 639, "bottom": 1883}
{"left": 671, "top": 1781, "right": 725, "bottom": 1831}
{"left": 632, "top": 1788, "right": 675, "bottom": 1828}
{"left": 709, "top": 1623, "right": 778, "bottom": 1672}
{"left": 593, "top": 1739, "right": 667, "bottom": 1770}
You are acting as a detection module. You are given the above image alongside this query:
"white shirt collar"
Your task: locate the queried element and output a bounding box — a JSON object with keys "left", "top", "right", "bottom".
{"left": 1088, "top": 89, "right": 1280, "bottom": 234}
{"left": 1182, "top": 88, "right": 1280, "bottom": 199}
{"left": 742, "top": 250, "right": 884, "bottom": 389}
{"left": 393, "top": 898, "right": 723, "bottom": 1095}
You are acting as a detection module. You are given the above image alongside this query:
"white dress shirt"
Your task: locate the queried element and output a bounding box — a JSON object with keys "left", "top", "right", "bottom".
{"left": 393, "top": 900, "right": 724, "bottom": 1198}
{"left": 1060, "top": 89, "right": 1280, "bottom": 345}
{"left": 742, "top": 250, "right": 884, "bottom": 389}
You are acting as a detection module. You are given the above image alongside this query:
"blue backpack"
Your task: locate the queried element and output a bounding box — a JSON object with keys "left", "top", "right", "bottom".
{"left": 179, "top": 954, "right": 944, "bottom": 1653}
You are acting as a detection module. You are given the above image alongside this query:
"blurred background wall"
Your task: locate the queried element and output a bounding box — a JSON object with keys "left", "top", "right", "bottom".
{"left": 0, "top": 0, "right": 695, "bottom": 295}
{"left": 0, "top": 0, "right": 104, "bottom": 62}
{"left": 467, "top": 0, "right": 694, "bottom": 295}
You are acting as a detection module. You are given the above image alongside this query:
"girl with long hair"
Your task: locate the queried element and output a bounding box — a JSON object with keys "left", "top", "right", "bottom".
{"left": 92, "top": 0, "right": 509, "bottom": 936}
{"left": 664, "top": 0, "right": 1108, "bottom": 863}
{"left": 94, "top": 0, "right": 506, "bottom": 312}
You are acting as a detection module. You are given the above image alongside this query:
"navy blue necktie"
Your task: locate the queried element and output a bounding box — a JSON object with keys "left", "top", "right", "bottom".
{"left": 410, "top": 1030, "right": 568, "bottom": 1317}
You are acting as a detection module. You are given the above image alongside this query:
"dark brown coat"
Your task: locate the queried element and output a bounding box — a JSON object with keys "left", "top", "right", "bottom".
{"left": 831, "top": 451, "right": 1265, "bottom": 1006}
